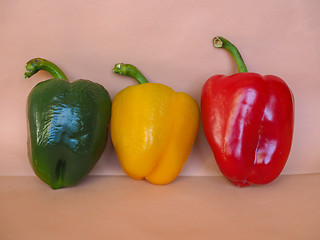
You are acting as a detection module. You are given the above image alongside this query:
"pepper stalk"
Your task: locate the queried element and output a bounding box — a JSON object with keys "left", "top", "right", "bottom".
{"left": 25, "top": 58, "right": 68, "bottom": 80}
{"left": 113, "top": 63, "right": 148, "bottom": 84}
{"left": 213, "top": 36, "right": 248, "bottom": 73}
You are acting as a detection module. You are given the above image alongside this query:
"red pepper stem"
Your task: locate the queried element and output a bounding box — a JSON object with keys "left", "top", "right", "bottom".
{"left": 213, "top": 36, "right": 248, "bottom": 73}
{"left": 25, "top": 58, "right": 69, "bottom": 81}
{"left": 112, "top": 63, "right": 149, "bottom": 84}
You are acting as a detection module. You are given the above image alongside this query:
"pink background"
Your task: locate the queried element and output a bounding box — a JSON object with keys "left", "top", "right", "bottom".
{"left": 1, "top": 0, "right": 319, "bottom": 177}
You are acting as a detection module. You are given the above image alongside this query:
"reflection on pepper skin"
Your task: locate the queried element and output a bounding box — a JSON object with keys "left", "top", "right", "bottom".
{"left": 43, "top": 100, "right": 88, "bottom": 152}
{"left": 201, "top": 73, "right": 294, "bottom": 187}
{"left": 27, "top": 79, "right": 111, "bottom": 189}
{"left": 225, "top": 88, "right": 257, "bottom": 159}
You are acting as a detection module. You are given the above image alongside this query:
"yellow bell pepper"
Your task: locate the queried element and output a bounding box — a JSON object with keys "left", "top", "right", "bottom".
{"left": 111, "top": 63, "right": 200, "bottom": 185}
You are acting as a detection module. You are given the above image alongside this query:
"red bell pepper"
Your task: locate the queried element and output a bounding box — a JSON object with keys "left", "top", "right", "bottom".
{"left": 201, "top": 36, "right": 294, "bottom": 187}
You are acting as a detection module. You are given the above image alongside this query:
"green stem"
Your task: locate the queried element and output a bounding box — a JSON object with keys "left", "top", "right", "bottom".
{"left": 112, "top": 63, "right": 148, "bottom": 84}
{"left": 213, "top": 36, "right": 248, "bottom": 73}
{"left": 25, "top": 58, "right": 68, "bottom": 80}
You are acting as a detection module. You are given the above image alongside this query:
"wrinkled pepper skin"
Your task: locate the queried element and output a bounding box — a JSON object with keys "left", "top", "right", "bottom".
{"left": 25, "top": 58, "right": 111, "bottom": 189}
{"left": 201, "top": 37, "right": 294, "bottom": 187}
{"left": 111, "top": 63, "right": 200, "bottom": 185}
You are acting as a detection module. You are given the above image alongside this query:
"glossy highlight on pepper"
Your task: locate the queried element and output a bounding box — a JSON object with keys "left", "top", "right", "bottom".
{"left": 26, "top": 58, "right": 111, "bottom": 189}
{"left": 111, "top": 63, "right": 200, "bottom": 185}
{"left": 201, "top": 37, "right": 294, "bottom": 187}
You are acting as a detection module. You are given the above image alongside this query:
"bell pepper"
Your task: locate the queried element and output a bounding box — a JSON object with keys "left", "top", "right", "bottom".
{"left": 111, "top": 63, "right": 200, "bottom": 185}
{"left": 25, "top": 58, "right": 111, "bottom": 189}
{"left": 201, "top": 37, "right": 294, "bottom": 187}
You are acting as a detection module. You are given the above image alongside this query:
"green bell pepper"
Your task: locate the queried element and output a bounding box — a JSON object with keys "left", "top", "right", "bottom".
{"left": 25, "top": 58, "right": 111, "bottom": 189}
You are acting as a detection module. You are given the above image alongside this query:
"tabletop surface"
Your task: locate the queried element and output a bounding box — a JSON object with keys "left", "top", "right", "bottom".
{"left": 1, "top": 174, "right": 320, "bottom": 240}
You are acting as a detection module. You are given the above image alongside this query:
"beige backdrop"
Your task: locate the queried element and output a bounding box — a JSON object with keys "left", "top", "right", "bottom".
{"left": 0, "top": 0, "right": 319, "bottom": 177}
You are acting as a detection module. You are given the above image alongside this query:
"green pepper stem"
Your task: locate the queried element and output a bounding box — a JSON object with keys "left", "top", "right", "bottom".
{"left": 112, "top": 63, "right": 148, "bottom": 84}
{"left": 25, "top": 58, "right": 68, "bottom": 80}
{"left": 213, "top": 36, "right": 248, "bottom": 73}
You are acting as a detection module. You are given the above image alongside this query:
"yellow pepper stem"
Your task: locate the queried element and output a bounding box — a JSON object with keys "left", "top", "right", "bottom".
{"left": 112, "top": 63, "right": 148, "bottom": 84}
